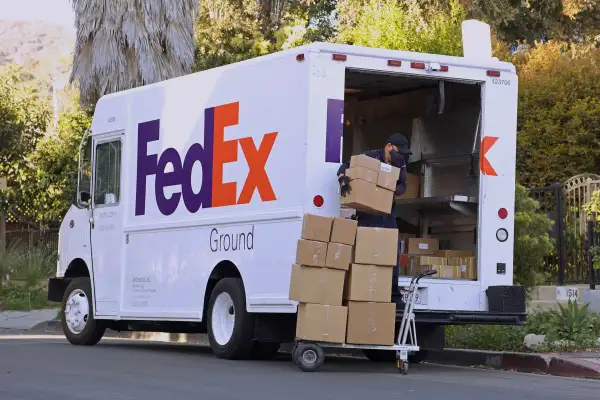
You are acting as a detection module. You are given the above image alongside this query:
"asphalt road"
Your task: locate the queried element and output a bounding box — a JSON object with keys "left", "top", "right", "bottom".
{"left": 1, "top": 335, "right": 599, "bottom": 400}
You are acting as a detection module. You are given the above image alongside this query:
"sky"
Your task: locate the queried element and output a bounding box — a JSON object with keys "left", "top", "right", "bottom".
{"left": 0, "top": 0, "right": 74, "bottom": 31}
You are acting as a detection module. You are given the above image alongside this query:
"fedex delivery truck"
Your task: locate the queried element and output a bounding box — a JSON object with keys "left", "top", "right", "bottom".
{"left": 48, "top": 20, "right": 526, "bottom": 361}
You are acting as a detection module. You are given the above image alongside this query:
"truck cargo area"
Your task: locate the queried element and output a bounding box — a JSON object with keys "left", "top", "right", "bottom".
{"left": 342, "top": 69, "right": 481, "bottom": 280}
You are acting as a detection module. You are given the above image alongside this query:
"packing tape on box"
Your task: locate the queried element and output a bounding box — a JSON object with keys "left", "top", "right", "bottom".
{"left": 323, "top": 305, "right": 330, "bottom": 338}
{"left": 368, "top": 267, "right": 377, "bottom": 297}
{"left": 334, "top": 244, "right": 342, "bottom": 260}
{"left": 367, "top": 316, "right": 377, "bottom": 333}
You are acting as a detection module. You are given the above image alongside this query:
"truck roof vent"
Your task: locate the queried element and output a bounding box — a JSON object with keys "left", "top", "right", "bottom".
{"left": 462, "top": 20, "right": 492, "bottom": 60}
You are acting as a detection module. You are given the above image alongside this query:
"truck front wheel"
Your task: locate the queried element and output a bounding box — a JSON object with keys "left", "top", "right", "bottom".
{"left": 207, "top": 278, "right": 254, "bottom": 360}
{"left": 61, "top": 278, "right": 105, "bottom": 346}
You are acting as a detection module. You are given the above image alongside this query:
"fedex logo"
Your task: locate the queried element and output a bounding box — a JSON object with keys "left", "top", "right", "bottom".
{"left": 135, "top": 102, "right": 278, "bottom": 216}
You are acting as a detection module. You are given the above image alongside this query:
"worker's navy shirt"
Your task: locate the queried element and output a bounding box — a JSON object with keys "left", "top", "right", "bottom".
{"left": 337, "top": 149, "right": 407, "bottom": 228}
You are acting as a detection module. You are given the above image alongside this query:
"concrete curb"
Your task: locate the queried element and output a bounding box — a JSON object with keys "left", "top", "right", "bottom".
{"left": 427, "top": 349, "right": 600, "bottom": 379}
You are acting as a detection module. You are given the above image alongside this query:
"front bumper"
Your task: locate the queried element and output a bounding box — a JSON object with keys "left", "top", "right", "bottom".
{"left": 47, "top": 277, "right": 71, "bottom": 302}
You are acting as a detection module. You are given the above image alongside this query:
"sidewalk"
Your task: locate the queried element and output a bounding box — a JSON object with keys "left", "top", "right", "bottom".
{"left": 3, "top": 310, "right": 600, "bottom": 379}
{"left": 0, "top": 309, "right": 59, "bottom": 330}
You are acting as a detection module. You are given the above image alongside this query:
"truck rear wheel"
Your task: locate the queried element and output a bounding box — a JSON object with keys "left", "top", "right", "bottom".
{"left": 61, "top": 278, "right": 105, "bottom": 346}
{"left": 207, "top": 278, "right": 254, "bottom": 360}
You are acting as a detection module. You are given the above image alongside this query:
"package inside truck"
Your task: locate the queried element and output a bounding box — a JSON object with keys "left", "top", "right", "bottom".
{"left": 343, "top": 70, "right": 481, "bottom": 280}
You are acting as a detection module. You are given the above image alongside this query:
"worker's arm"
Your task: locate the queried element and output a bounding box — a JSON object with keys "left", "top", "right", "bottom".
{"left": 395, "top": 160, "right": 408, "bottom": 197}
{"left": 337, "top": 161, "right": 350, "bottom": 177}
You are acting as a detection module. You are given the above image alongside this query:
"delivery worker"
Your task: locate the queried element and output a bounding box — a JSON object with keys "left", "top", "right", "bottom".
{"left": 337, "top": 133, "right": 411, "bottom": 299}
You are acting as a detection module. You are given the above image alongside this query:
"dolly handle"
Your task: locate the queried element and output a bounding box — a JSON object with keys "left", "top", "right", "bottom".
{"left": 415, "top": 269, "right": 437, "bottom": 284}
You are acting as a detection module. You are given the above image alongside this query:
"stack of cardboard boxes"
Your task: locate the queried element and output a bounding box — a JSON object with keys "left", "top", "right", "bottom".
{"left": 290, "top": 214, "right": 399, "bottom": 346}
{"left": 399, "top": 236, "right": 477, "bottom": 280}
{"left": 340, "top": 155, "right": 401, "bottom": 215}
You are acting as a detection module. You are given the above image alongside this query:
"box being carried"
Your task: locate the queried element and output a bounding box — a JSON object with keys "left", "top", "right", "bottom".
{"left": 340, "top": 155, "right": 396, "bottom": 215}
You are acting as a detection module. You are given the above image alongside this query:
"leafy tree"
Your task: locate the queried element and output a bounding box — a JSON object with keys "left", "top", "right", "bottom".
{"left": 26, "top": 107, "right": 92, "bottom": 225}
{"left": 0, "top": 66, "right": 52, "bottom": 227}
{"left": 335, "top": 0, "right": 466, "bottom": 56}
{"left": 515, "top": 41, "right": 600, "bottom": 186}
{"left": 414, "top": 0, "right": 600, "bottom": 45}
{"left": 193, "top": 0, "right": 338, "bottom": 71}
{"left": 513, "top": 184, "right": 555, "bottom": 292}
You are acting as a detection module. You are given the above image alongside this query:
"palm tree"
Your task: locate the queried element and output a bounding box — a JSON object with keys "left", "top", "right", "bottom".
{"left": 70, "top": 0, "right": 198, "bottom": 106}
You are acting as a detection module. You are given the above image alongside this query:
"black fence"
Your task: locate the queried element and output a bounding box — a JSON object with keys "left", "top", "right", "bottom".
{"left": 527, "top": 184, "right": 599, "bottom": 287}
{"left": 5, "top": 229, "right": 59, "bottom": 253}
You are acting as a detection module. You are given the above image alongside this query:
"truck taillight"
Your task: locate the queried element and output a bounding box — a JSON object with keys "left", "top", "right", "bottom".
{"left": 332, "top": 54, "right": 347, "bottom": 61}
{"left": 296, "top": 53, "right": 305, "bottom": 61}
{"left": 411, "top": 62, "right": 425, "bottom": 69}
{"left": 440, "top": 65, "right": 449, "bottom": 72}
{"left": 313, "top": 195, "right": 324, "bottom": 208}
{"left": 498, "top": 208, "right": 508, "bottom": 220}
{"left": 388, "top": 60, "right": 402, "bottom": 67}
{"left": 487, "top": 70, "right": 501, "bottom": 77}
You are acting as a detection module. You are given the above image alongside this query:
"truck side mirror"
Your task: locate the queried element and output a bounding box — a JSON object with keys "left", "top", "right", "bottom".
{"left": 79, "top": 191, "right": 90, "bottom": 205}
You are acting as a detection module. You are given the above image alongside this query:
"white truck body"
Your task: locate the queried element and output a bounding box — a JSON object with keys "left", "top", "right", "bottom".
{"left": 53, "top": 21, "right": 521, "bottom": 352}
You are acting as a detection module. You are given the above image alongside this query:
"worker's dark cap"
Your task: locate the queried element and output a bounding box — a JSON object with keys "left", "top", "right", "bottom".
{"left": 387, "top": 133, "right": 412, "bottom": 154}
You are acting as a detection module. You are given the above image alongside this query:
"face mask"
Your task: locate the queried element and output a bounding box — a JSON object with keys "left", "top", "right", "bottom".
{"left": 390, "top": 149, "right": 404, "bottom": 167}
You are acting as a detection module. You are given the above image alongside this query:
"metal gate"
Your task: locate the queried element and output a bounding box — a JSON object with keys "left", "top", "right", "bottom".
{"left": 527, "top": 174, "right": 600, "bottom": 286}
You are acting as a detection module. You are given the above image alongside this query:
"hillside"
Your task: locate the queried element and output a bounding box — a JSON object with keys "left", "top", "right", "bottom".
{"left": 0, "top": 20, "right": 74, "bottom": 66}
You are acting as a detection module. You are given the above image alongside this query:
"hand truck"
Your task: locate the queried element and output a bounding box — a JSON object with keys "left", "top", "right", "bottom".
{"left": 292, "top": 269, "right": 437, "bottom": 374}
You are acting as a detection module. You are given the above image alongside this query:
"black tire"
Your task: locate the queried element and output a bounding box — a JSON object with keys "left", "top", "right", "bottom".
{"left": 250, "top": 341, "right": 281, "bottom": 360}
{"left": 363, "top": 349, "right": 396, "bottom": 362}
{"left": 293, "top": 343, "right": 325, "bottom": 372}
{"left": 207, "top": 278, "right": 255, "bottom": 360}
{"left": 408, "top": 350, "right": 428, "bottom": 364}
{"left": 60, "top": 278, "right": 105, "bottom": 346}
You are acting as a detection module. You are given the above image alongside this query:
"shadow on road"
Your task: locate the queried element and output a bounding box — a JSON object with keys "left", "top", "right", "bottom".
{"left": 96, "top": 340, "right": 423, "bottom": 374}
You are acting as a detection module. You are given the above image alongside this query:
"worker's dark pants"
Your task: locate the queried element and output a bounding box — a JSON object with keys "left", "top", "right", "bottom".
{"left": 356, "top": 211, "right": 401, "bottom": 296}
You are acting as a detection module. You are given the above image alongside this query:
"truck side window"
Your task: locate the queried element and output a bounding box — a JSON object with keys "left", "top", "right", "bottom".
{"left": 94, "top": 140, "right": 122, "bottom": 206}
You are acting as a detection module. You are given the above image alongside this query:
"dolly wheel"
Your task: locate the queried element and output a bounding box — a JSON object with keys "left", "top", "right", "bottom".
{"left": 396, "top": 359, "right": 409, "bottom": 375}
{"left": 293, "top": 343, "right": 325, "bottom": 372}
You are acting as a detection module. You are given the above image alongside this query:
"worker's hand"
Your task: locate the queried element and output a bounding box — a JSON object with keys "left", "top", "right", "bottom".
{"left": 338, "top": 174, "right": 351, "bottom": 197}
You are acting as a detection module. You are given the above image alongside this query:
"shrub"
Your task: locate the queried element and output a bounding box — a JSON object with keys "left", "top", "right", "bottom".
{"left": 514, "top": 184, "right": 555, "bottom": 293}
{"left": 527, "top": 301, "right": 600, "bottom": 351}
{"left": 445, "top": 324, "right": 526, "bottom": 352}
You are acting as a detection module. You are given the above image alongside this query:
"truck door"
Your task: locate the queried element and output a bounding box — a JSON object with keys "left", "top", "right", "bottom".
{"left": 90, "top": 132, "right": 124, "bottom": 316}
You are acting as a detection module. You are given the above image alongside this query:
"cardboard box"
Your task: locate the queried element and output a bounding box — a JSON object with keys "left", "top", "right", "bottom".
{"left": 377, "top": 163, "right": 401, "bottom": 191}
{"left": 341, "top": 179, "right": 394, "bottom": 215}
{"left": 407, "top": 238, "right": 439, "bottom": 255}
{"left": 346, "top": 167, "right": 378, "bottom": 184}
{"left": 296, "top": 303, "right": 348, "bottom": 344}
{"left": 434, "top": 250, "right": 474, "bottom": 258}
{"left": 446, "top": 256, "right": 477, "bottom": 280}
{"left": 419, "top": 256, "right": 445, "bottom": 266}
{"left": 434, "top": 265, "right": 459, "bottom": 279}
{"left": 355, "top": 227, "right": 399, "bottom": 266}
{"left": 301, "top": 214, "right": 332, "bottom": 242}
{"left": 344, "top": 264, "right": 393, "bottom": 303}
{"left": 296, "top": 240, "right": 328, "bottom": 267}
{"left": 289, "top": 264, "right": 345, "bottom": 305}
{"left": 350, "top": 154, "right": 381, "bottom": 172}
{"left": 330, "top": 217, "right": 358, "bottom": 246}
{"left": 397, "top": 173, "right": 420, "bottom": 200}
{"left": 325, "top": 243, "right": 353, "bottom": 271}
{"left": 346, "top": 301, "right": 396, "bottom": 345}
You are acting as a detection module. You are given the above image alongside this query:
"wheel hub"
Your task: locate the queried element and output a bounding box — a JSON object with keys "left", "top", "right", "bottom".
{"left": 64, "top": 289, "right": 89, "bottom": 334}
{"left": 302, "top": 350, "right": 317, "bottom": 365}
{"left": 212, "top": 292, "right": 235, "bottom": 346}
